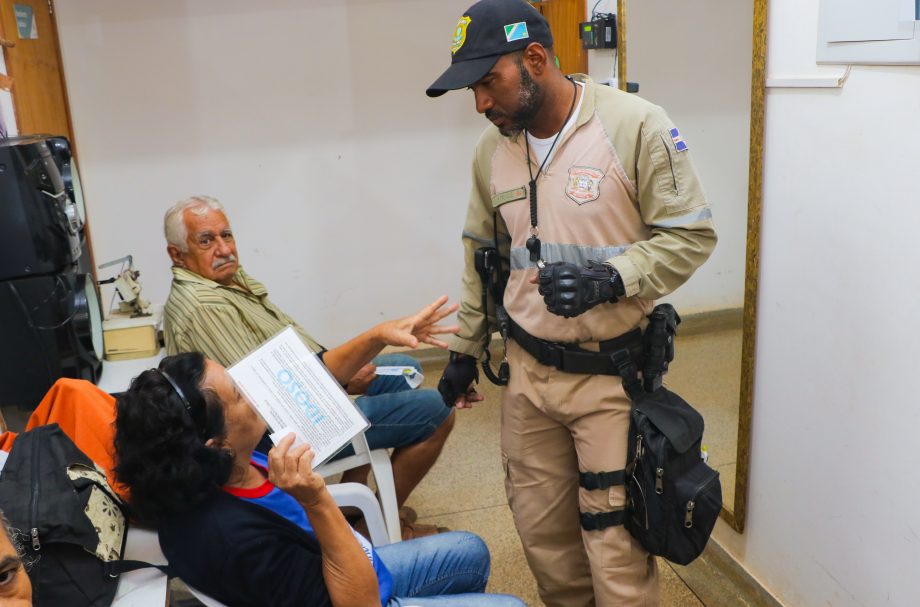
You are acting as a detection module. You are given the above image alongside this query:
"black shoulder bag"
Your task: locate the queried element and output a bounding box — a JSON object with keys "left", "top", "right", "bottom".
{"left": 617, "top": 305, "right": 723, "bottom": 565}
{"left": 0, "top": 424, "right": 169, "bottom": 606}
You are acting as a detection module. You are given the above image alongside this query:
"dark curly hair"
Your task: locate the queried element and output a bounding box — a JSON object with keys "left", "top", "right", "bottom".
{"left": 114, "top": 352, "right": 234, "bottom": 524}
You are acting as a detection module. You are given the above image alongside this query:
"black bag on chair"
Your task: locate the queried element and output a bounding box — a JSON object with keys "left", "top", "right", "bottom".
{"left": 0, "top": 424, "right": 163, "bottom": 606}
{"left": 623, "top": 387, "right": 722, "bottom": 565}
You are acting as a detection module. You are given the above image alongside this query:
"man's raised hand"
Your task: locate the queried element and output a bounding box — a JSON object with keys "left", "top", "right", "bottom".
{"left": 375, "top": 295, "right": 459, "bottom": 349}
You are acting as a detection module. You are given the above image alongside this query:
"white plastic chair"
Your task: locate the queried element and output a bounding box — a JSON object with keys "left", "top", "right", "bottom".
{"left": 110, "top": 526, "right": 169, "bottom": 606}
{"left": 314, "top": 432, "right": 402, "bottom": 544}
{"left": 329, "top": 482, "right": 391, "bottom": 546}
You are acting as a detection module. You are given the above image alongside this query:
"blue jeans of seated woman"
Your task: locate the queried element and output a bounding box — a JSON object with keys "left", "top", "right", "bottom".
{"left": 377, "top": 532, "right": 526, "bottom": 606}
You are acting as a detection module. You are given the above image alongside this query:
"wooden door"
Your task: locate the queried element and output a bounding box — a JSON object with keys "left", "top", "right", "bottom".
{"left": 0, "top": 0, "right": 73, "bottom": 139}
{"left": 535, "top": 0, "right": 587, "bottom": 76}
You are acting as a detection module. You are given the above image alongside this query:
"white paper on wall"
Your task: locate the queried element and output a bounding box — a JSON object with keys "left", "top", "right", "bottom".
{"left": 821, "top": 0, "right": 914, "bottom": 42}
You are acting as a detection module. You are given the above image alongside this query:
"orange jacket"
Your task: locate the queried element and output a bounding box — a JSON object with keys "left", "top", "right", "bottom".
{"left": 0, "top": 378, "right": 127, "bottom": 499}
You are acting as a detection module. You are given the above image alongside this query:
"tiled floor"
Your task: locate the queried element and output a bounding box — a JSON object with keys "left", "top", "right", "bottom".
{"left": 665, "top": 327, "right": 742, "bottom": 510}
{"left": 406, "top": 325, "right": 743, "bottom": 606}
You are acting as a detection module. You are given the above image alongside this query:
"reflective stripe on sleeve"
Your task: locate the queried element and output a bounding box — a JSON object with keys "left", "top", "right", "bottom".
{"left": 510, "top": 242, "right": 630, "bottom": 270}
{"left": 648, "top": 207, "right": 712, "bottom": 229}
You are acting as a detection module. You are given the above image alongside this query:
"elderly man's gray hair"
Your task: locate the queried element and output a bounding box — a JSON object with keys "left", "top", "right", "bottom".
{"left": 164, "top": 195, "right": 227, "bottom": 251}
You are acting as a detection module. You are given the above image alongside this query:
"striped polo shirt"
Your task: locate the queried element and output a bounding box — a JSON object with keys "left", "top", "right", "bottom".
{"left": 163, "top": 266, "right": 323, "bottom": 367}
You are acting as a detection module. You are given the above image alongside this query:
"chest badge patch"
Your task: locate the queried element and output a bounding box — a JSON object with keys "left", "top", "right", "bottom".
{"left": 565, "top": 166, "right": 604, "bottom": 204}
{"left": 452, "top": 16, "right": 471, "bottom": 54}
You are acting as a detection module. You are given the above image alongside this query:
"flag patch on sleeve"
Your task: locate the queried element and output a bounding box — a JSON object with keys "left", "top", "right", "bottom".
{"left": 669, "top": 127, "right": 688, "bottom": 152}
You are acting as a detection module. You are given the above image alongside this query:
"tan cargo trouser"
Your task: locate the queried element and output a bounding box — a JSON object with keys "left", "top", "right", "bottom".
{"left": 501, "top": 339, "right": 660, "bottom": 607}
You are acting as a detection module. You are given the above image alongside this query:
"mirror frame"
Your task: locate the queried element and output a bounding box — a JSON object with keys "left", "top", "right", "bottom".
{"left": 617, "top": 0, "right": 767, "bottom": 533}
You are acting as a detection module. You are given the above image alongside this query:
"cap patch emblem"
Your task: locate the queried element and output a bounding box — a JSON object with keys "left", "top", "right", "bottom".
{"left": 565, "top": 166, "right": 604, "bottom": 205}
{"left": 669, "top": 127, "right": 689, "bottom": 152}
{"left": 452, "top": 16, "right": 472, "bottom": 54}
{"left": 504, "top": 22, "right": 530, "bottom": 42}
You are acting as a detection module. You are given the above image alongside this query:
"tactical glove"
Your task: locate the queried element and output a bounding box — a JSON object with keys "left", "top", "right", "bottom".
{"left": 537, "top": 260, "right": 625, "bottom": 318}
{"left": 437, "top": 352, "right": 479, "bottom": 407}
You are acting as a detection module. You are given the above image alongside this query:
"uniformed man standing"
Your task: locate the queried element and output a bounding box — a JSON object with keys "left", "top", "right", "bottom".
{"left": 427, "top": 1, "right": 717, "bottom": 605}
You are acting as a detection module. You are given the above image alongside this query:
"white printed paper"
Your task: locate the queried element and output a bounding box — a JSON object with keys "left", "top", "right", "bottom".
{"left": 227, "top": 326, "right": 369, "bottom": 466}
{"left": 374, "top": 366, "right": 424, "bottom": 389}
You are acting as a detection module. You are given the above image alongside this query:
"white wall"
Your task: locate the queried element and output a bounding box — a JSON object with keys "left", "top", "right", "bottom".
{"left": 55, "top": 0, "right": 742, "bottom": 347}
{"left": 629, "top": 1, "right": 752, "bottom": 312}
{"left": 711, "top": 1, "right": 920, "bottom": 605}
{"left": 55, "top": 0, "right": 480, "bottom": 345}
{"left": 591, "top": 0, "right": 753, "bottom": 311}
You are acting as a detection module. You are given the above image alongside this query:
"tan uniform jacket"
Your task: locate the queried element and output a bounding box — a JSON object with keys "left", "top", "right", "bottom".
{"left": 163, "top": 266, "right": 323, "bottom": 367}
{"left": 449, "top": 75, "right": 717, "bottom": 358}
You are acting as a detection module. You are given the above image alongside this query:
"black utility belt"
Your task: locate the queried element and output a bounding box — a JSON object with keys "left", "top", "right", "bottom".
{"left": 508, "top": 319, "right": 644, "bottom": 376}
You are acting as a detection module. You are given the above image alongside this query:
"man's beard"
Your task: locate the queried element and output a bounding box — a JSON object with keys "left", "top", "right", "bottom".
{"left": 487, "top": 62, "right": 544, "bottom": 138}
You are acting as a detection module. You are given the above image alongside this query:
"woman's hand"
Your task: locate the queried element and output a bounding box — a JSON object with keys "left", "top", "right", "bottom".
{"left": 267, "top": 433, "right": 327, "bottom": 509}
{"left": 374, "top": 295, "right": 460, "bottom": 349}
{"left": 269, "top": 438, "right": 380, "bottom": 606}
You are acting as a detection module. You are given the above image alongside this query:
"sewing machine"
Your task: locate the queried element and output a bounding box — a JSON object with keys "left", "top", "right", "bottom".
{"left": 98, "top": 255, "right": 152, "bottom": 318}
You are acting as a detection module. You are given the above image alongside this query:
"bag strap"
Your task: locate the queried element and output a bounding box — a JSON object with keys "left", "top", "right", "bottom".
{"left": 610, "top": 349, "right": 643, "bottom": 401}
{"left": 104, "top": 559, "right": 172, "bottom": 578}
{"left": 579, "top": 470, "right": 625, "bottom": 490}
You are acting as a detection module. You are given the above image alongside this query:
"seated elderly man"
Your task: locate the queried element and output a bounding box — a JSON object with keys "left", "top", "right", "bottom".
{"left": 162, "top": 195, "right": 455, "bottom": 539}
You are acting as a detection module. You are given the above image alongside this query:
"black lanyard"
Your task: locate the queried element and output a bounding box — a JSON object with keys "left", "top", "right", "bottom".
{"left": 524, "top": 77, "right": 579, "bottom": 267}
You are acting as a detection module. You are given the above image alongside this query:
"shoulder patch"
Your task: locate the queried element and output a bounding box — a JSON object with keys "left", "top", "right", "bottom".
{"left": 669, "top": 127, "right": 688, "bottom": 152}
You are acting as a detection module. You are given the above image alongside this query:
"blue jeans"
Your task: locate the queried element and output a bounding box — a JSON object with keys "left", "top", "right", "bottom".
{"left": 334, "top": 354, "right": 452, "bottom": 459}
{"left": 377, "top": 532, "right": 526, "bottom": 606}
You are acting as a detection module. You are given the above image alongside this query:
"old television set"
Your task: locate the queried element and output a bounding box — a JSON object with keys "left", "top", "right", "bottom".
{"left": 0, "top": 135, "right": 103, "bottom": 409}
{"left": 0, "top": 136, "right": 82, "bottom": 282}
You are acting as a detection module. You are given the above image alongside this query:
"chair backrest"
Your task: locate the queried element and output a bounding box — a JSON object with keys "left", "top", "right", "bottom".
{"left": 314, "top": 432, "right": 374, "bottom": 477}
{"left": 112, "top": 526, "right": 170, "bottom": 605}
{"left": 315, "top": 431, "right": 402, "bottom": 544}
{"left": 328, "top": 483, "right": 390, "bottom": 546}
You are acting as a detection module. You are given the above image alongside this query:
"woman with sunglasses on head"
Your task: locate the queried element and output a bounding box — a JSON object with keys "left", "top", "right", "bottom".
{"left": 114, "top": 346, "right": 525, "bottom": 607}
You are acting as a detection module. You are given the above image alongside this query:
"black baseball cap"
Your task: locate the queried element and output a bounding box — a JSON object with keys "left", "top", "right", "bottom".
{"left": 426, "top": 0, "right": 553, "bottom": 98}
